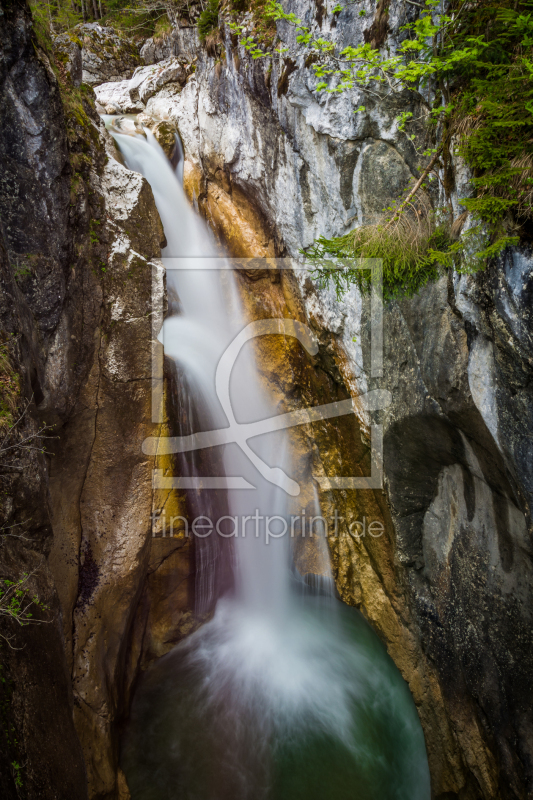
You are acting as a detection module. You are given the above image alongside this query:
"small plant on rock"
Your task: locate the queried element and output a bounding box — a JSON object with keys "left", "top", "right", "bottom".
{"left": 198, "top": 0, "right": 220, "bottom": 42}
{"left": 0, "top": 572, "right": 49, "bottom": 647}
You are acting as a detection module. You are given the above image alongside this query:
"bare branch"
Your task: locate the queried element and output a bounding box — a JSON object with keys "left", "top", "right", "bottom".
{"left": 384, "top": 148, "right": 442, "bottom": 230}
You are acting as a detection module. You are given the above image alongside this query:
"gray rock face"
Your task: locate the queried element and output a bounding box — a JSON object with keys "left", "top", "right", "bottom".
{"left": 0, "top": 4, "right": 172, "bottom": 799}
{"left": 52, "top": 32, "right": 83, "bottom": 86}
{"left": 0, "top": 2, "right": 90, "bottom": 798}
{"left": 107, "top": 0, "right": 532, "bottom": 795}
{"left": 48, "top": 141, "right": 168, "bottom": 800}
{"left": 380, "top": 263, "right": 533, "bottom": 799}
{"left": 114, "top": 4, "right": 425, "bottom": 259}
{"left": 94, "top": 57, "right": 189, "bottom": 114}
{"left": 140, "top": 26, "right": 200, "bottom": 64}
{"left": 140, "top": 35, "right": 173, "bottom": 65}
{"left": 77, "top": 22, "right": 140, "bottom": 86}
{"left": 1, "top": 0, "right": 531, "bottom": 796}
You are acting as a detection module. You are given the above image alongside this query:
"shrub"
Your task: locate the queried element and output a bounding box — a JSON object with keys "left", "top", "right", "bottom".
{"left": 198, "top": 0, "right": 219, "bottom": 42}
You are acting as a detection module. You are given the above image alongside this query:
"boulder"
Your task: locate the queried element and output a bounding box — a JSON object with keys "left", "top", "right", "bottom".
{"left": 52, "top": 32, "right": 83, "bottom": 87}
{"left": 94, "top": 79, "right": 144, "bottom": 114}
{"left": 152, "top": 119, "right": 179, "bottom": 159}
{"left": 135, "top": 57, "right": 188, "bottom": 104}
{"left": 140, "top": 27, "right": 200, "bottom": 64}
{"left": 140, "top": 35, "right": 173, "bottom": 65}
{"left": 94, "top": 59, "right": 188, "bottom": 114}
{"left": 76, "top": 22, "right": 140, "bottom": 85}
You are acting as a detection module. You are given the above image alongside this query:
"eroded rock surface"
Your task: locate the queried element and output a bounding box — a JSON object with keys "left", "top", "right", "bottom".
{"left": 0, "top": 4, "right": 191, "bottom": 799}
{"left": 95, "top": 57, "right": 190, "bottom": 114}
{"left": 140, "top": 26, "right": 200, "bottom": 64}
{"left": 1, "top": 0, "right": 532, "bottom": 797}
{"left": 0, "top": 1, "right": 95, "bottom": 797}
{"left": 94, "top": 1, "right": 533, "bottom": 796}
{"left": 77, "top": 23, "right": 140, "bottom": 86}
{"left": 52, "top": 32, "right": 83, "bottom": 86}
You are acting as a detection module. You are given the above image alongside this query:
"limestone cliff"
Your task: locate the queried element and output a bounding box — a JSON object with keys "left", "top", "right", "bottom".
{"left": 0, "top": 3, "right": 183, "bottom": 798}
{"left": 89, "top": 2, "right": 532, "bottom": 797}
{"left": 0, "top": 1, "right": 531, "bottom": 799}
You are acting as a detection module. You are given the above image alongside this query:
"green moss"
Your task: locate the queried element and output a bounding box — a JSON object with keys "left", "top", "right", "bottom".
{"left": 154, "top": 14, "right": 172, "bottom": 39}
{"left": 66, "top": 31, "right": 84, "bottom": 48}
{"left": 90, "top": 219, "right": 101, "bottom": 244}
{"left": 30, "top": 15, "right": 99, "bottom": 157}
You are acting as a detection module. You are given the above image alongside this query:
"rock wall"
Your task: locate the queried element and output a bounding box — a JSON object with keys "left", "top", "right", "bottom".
{"left": 0, "top": 4, "right": 191, "bottom": 798}
{"left": 91, "top": 1, "right": 532, "bottom": 797}
{"left": 78, "top": 23, "right": 141, "bottom": 86}
{"left": 381, "top": 262, "right": 533, "bottom": 800}
{"left": 0, "top": 2, "right": 92, "bottom": 796}
{"left": 46, "top": 140, "right": 173, "bottom": 799}
{"left": 1, "top": 1, "right": 531, "bottom": 798}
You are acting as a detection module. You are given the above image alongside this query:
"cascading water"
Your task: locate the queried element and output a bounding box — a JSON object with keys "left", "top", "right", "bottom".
{"left": 110, "top": 121, "right": 431, "bottom": 800}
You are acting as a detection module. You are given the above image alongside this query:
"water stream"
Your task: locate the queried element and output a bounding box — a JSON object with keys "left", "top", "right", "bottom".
{"left": 110, "top": 123, "right": 431, "bottom": 800}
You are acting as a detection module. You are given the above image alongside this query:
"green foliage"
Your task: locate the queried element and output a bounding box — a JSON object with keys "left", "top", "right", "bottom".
{"left": 198, "top": 0, "right": 219, "bottom": 42}
{"left": 238, "top": 0, "right": 533, "bottom": 298}
{"left": 0, "top": 574, "right": 48, "bottom": 631}
{"left": 29, "top": 0, "right": 177, "bottom": 40}
{"left": 306, "top": 210, "right": 448, "bottom": 302}
{"left": 306, "top": 212, "right": 519, "bottom": 302}
{"left": 153, "top": 12, "right": 172, "bottom": 38}
{"left": 12, "top": 761, "right": 23, "bottom": 789}
{"left": 30, "top": 0, "right": 82, "bottom": 35}
{"left": 99, "top": 1, "right": 157, "bottom": 39}
{"left": 90, "top": 218, "right": 101, "bottom": 244}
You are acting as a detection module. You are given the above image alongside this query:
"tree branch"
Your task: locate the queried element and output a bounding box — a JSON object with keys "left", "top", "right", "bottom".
{"left": 383, "top": 147, "right": 442, "bottom": 230}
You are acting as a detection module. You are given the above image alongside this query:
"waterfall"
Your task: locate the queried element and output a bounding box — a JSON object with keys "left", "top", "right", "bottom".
{"left": 111, "top": 123, "right": 431, "bottom": 800}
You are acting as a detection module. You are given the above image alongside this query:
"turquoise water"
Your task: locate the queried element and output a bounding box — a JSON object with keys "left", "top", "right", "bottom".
{"left": 121, "top": 594, "right": 430, "bottom": 800}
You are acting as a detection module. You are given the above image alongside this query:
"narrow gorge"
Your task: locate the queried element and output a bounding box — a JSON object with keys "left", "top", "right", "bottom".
{"left": 0, "top": 1, "right": 531, "bottom": 799}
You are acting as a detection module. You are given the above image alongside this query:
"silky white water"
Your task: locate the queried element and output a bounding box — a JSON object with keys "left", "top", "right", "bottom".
{"left": 111, "top": 122, "right": 431, "bottom": 800}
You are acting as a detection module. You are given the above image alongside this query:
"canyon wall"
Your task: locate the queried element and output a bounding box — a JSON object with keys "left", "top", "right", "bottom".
{"left": 0, "top": 3, "right": 191, "bottom": 798}
{"left": 90, "top": 2, "right": 532, "bottom": 797}
{"left": 0, "top": 0, "right": 531, "bottom": 799}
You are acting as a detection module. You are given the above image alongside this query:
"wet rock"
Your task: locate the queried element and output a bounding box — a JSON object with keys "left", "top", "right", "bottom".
{"left": 152, "top": 119, "right": 178, "bottom": 158}
{"left": 205, "top": 182, "right": 276, "bottom": 258}
{"left": 0, "top": 2, "right": 103, "bottom": 798}
{"left": 0, "top": 3, "right": 189, "bottom": 798}
{"left": 117, "top": 767, "right": 132, "bottom": 799}
{"left": 183, "top": 159, "right": 205, "bottom": 205}
{"left": 47, "top": 140, "right": 177, "bottom": 799}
